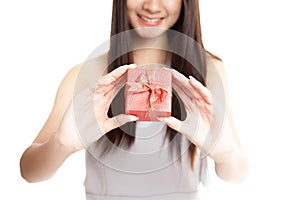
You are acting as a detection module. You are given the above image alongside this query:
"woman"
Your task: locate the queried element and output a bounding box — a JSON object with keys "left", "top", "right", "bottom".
{"left": 20, "top": 0, "right": 248, "bottom": 199}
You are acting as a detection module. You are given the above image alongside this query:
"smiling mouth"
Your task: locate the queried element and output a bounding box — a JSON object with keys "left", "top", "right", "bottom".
{"left": 138, "top": 15, "right": 163, "bottom": 26}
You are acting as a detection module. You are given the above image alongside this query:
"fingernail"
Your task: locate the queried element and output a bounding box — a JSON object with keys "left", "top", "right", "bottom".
{"left": 157, "top": 117, "right": 164, "bottom": 122}
{"left": 129, "top": 115, "right": 139, "bottom": 121}
{"left": 128, "top": 64, "right": 137, "bottom": 68}
{"left": 189, "top": 75, "right": 196, "bottom": 81}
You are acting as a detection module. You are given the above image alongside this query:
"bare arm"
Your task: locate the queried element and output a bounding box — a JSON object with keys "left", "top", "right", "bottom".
{"left": 206, "top": 58, "right": 249, "bottom": 183}
{"left": 20, "top": 59, "right": 139, "bottom": 183}
{"left": 20, "top": 134, "right": 77, "bottom": 182}
{"left": 159, "top": 56, "right": 249, "bottom": 183}
{"left": 20, "top": 65, "right": 81, "bottom": 182}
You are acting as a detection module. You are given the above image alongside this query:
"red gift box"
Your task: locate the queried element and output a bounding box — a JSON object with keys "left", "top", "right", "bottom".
{"left": 125, "top": 68, "right": 172, "bottom": 121}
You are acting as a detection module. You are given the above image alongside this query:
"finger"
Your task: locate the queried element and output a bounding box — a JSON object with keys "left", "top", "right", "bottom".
{"left": 104, "top": 75, "right": 126, "bottom": 100}
{"left": 171, "top": 69, "right": 190, "bottom": 88}
{"left": 171, "top": 69, "right": 201, "bottom": 100}
{"left": 107, "top": 114, "right": 139, "bottom": 130}
{"left": 98, "top": 64, "right": 136, "bottom": 85}
{"left": 172, "top": 83, "right": 195, "bottom": 111}
{"left": 189, "top": 75, "right": 212, "bottom": 104}
{"left": 95, "top": 74, "right": 126, "bottom": 96}
{"left": 94, "top": 76, "right": 127, "bottom": 117}
{"left": 157, "top": 116, "right": 182, "bottom": 133}
{"left": 94, "top": 76, "right": 126, "bottom": 113}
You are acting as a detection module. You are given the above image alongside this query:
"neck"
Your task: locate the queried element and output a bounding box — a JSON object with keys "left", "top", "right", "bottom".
{"left": 131, "top": 33, "right": 169, "bottom": 67}
{"left": 133, "top": 49, "right": 169, "bottom": 67}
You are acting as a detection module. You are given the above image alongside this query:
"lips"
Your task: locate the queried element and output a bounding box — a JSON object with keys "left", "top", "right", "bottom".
{"left": 138, "top": 15, "right": 163, "bottom": 26}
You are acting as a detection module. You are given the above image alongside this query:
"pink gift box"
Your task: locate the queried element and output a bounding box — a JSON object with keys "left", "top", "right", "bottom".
{"left": 125, "top": 68, "right": 172, "bottom": 121}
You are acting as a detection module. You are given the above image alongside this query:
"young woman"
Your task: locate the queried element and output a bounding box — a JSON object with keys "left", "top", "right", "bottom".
{"left": 20, "top": 0, "right": 248, "bottom": 199}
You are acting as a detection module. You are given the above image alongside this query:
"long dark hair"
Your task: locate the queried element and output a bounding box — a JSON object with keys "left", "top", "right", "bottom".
{"left": 105, "top": 0, "right": 218, "bottom": 170}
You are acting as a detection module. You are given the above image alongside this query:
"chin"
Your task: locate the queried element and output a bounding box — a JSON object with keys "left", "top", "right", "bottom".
{"left": 134, "top": 27, "right": 168, "bottom": 39}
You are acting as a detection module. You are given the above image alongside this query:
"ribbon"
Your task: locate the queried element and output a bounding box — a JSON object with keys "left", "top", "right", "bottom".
{"left": 126, "top": 70, "right": 171, "bottom": 110}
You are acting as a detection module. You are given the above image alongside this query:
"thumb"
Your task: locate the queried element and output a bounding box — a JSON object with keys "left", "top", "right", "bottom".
{"left": 109, "top": 114, "right": 139, "bottom": 130}
{"left": 157, "top": 116, "right": 182, "bottom": 132}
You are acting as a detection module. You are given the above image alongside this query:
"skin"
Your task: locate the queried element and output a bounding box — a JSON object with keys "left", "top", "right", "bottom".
{"left": 161, "top": 58, "right": 249, "bottom": 182}
{"left": 19, "top": 57, "right": 139, "bottom": 182}
{"left": 20, "top": 0, "right": 248, "bottom": 184}
{"left": 127, "top": 0, "right": 182, "bottom": 38}
{"left": 128, "top": 0, "right": 249, "bottom": 182}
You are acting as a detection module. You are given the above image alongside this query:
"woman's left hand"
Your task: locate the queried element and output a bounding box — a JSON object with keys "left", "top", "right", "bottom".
{"left": 158, "top": 69, "right": 228, "bottom": 158}
{"left": 158, "top": 68, "right": 249, "bottom": 182}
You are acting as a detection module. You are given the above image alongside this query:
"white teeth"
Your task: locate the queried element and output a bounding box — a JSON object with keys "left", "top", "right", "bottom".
{"left": 140, "top": 16, "right": 160, "bottom": 23}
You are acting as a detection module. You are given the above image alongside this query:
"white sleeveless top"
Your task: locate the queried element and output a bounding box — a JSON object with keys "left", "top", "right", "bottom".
{"left": 84, "top": 122, "right": 209, "bottom": 200}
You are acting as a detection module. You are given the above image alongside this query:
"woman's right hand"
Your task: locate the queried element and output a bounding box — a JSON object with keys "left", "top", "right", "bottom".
{"left": 54, "top": 64, "right": 139, "bottom": 152}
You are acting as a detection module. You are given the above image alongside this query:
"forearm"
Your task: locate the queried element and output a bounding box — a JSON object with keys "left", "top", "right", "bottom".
{"left": 20, "top": 134, "right": 76, "bottom": 183}
{"left": 213, "top": 145, "right": 249, "bottom": 183}
{"left": 207, "top": 114, "right": 249, "bottom": 183}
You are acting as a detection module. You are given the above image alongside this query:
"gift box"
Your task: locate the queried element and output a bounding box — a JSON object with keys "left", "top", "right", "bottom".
{"left": 125, "top": 68, "right": 172, "bottom": 121}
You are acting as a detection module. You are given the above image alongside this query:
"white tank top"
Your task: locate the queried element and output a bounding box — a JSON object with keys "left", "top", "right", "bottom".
{"left": 84, "top": 122, "right": 209, "bottom": 200}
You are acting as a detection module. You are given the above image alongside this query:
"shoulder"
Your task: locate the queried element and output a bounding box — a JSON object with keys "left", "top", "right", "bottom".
{"left": 52, "top": 52, "right": 109, "bottom": 115}
{"left": 206, "top": 53, "right": 225, "bottom": 81}
{"left": 57, "top": 53, "right": 109, "bottom": 97}
{"left": 32, "top": 53, "right": 109, "bottom": 143}
{"left": 205, "top": 52, "right": 230, "bottom": 103}
{"left": 205, "top": 53, "right": 228, "bottom": 90}
{"left": 68, "top": 53, "right": 109, "bottom": 82}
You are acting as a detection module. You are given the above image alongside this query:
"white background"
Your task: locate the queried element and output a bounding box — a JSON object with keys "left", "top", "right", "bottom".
{"left": 1, "top": 0, "right": 299, "bottom": 199}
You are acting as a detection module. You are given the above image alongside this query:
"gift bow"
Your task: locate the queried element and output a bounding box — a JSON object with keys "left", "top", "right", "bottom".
{"left": 127, "top": 71, "right": 171, "bottom": 109}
